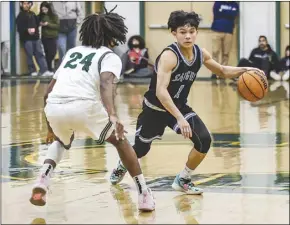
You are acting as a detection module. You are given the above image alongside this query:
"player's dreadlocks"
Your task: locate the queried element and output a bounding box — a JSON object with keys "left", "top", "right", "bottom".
{"left": 80, "top": 5, "right": 128, "bottom": 49}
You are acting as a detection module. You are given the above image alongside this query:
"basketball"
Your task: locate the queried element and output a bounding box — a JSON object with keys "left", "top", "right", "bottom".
{"left": 237, "top": 70, "right": 268, "bottom": 102}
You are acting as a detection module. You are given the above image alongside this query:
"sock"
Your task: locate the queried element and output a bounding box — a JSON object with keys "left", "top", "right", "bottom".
{"left": 179, "top": 166, "right": 194, "bottom": 179}
{"left": 133, "top": 174, "right": 147, "bottom": 194}
{"left": 46, "top": 141, "right": 65, "bottom": 164}
{"left": 39, "top": 141, "right": 65, "bottom": 178}
{"left": 40, "top": 163, "right": 54, "bottom": 178}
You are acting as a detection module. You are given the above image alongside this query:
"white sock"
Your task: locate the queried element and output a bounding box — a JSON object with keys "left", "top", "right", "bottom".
{"left": 179, "top": 166, "right": 194, "bottom": 179}
{"left": 39, "top": 141, "right": 65, "bottom": 178}
{"left": 133, "top": 174, "right": 147, "bottom": 194}
{"left": 46, "top": 141, "right": 65, "bottom": 164}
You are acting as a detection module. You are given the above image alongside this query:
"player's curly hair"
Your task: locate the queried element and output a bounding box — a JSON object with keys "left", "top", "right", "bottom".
{"left": 80, "top": 5, "right": 128, "bottom": 48}
{"left": 167, "top": 10, "right": 201, "bottom": 32}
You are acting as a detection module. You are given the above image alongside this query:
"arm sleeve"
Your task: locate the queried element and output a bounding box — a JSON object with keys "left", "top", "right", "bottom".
{"left": 100, "top": 53, "right": 122, "bottom": 82}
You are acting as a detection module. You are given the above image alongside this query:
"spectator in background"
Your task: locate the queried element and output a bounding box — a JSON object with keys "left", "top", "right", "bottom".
{"left": 237, "top": 35, "right": 280, "bottom": 79}
{"left": 122, "top": 35, "right": 153, "bottom": 78}
{"left": 53, "top": 2, "right": 84, "bottom": 67}
{"left": 279, "top": 45, "right": 289, "bottom": 81}
{"left": 211, "top": 1, "right": 239, "bottom": 79}
{"left": 39, "top": 1, "right": 59, "bottom": 73}
{"left": 16, "top": 1, "right": 52, "bottom": 76}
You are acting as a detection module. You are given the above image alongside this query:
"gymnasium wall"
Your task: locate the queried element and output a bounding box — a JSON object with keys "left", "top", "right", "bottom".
{"left": 1, "top": 2, "right": 11, "bottom": 73}
{"left": 4, "top": 2, "right": 289, "bottom": 75}
{"left": 144, "top": 1, "right": 238, "bottom": 78}
{"left": 104, "top": 1, "right": 140, "bottom": 54}
{"left": 239, "top": 2, "right": 276, "bottom": 59}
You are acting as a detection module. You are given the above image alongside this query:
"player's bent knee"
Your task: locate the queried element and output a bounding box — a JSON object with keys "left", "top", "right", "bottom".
{"left": 54, "top": 133, "right": 74, "bottom": 150}
{"left": 191, "top": 131, "right": 212, "bottom": 154}
{"left": 133, "top": 138, "right": 151, "bottom": 158}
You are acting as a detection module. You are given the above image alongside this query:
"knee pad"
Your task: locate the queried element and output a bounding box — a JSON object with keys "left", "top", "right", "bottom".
{"left": 133, "top": 138, "right": 152, "bottom": 158}
{"left": 190, "top": 131, "right": 212, "bottom": 154}
{"left": 46, "top": 141, "right": 65, "bottom": 164}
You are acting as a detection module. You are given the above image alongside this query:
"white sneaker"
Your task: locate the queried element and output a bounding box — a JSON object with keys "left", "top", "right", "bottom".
{"left": 41, "top": 71, "right": 54, "bottom": 77}
{"left": 31, "top": 72, "right": 38, "bottom": 76}
{"left": 172, "top": 174, "right": 203, "bottom": 195}
{"left": 282, "top": 70, "right": 289, "bottom": 81}
{"left": 29, "top": 174, "right": 50, "bottom": 206}
{"left": 270, "top": 71, "right": 282, "bottom": 81}
{"left": 138, "top": 188, "right": 155, "bottom": 212}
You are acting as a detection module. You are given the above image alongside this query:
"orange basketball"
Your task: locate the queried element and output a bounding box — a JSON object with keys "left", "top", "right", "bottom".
{"left": 237, "top": 70, "right": 268, "bottom": 102}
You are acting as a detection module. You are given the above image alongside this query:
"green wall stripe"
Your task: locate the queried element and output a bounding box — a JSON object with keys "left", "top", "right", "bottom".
{"left": 85, "top": 2, "right": 91, "bottom": 15}
{"left": 139, "top": 2, "right": 145, "bottom": 38}
{"left": 10, "top": 1, "right": 16, "bottom": 75}
{"left": 275, "top": 1, "right": 281, "bottom": 56}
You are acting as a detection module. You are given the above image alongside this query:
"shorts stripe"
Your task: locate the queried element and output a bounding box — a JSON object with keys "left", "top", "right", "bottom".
{"left": 96, "top": 121, "right": 113, "bottom": 144}
{"left": 139, "top": 135, "right": 162, "bottom": 143}
{"left": 173, "top": 112, "right": 196, "bottom": 132}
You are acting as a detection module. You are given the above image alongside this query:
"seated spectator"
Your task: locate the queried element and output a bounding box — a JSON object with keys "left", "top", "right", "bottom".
{"left": 38, "top": 1, "right": 59, "bottom": 73}
{"left": 16, "top": 1, "right": 53, "bottom": 76}
{"left": 270, "top": 45, "right": 289, "bottom": 81}
{"left": 279, "top": 45, "right": 289, "bottom": 81}
{"left": 237, "top": 35, "right": 280, "bottom": 79}
{"left": 122, "top": 35, "right": 153, "bottom": 78}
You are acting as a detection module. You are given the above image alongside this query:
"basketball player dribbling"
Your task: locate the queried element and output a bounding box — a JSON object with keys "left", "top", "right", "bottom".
{"left": 29, "top": 7, "right": 155, "bottom": 212}
{"left": 110, "top": 10, "right": 265, "bottom": 194}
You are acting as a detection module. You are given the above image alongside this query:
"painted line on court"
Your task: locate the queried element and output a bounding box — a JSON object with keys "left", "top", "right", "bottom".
{"left": 194, "top": 173, "right": 227, "bottom": 185}
{"left": 204, "top": 185, "right": 288, "bottom": 190}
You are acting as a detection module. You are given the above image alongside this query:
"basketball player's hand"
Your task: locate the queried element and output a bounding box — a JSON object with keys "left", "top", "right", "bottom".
{"left": 177, "top": 117, "right": 192, "bottom": 139}
{"left": 246, "top": 67, "right": 266, "bottom": 78}
{"left": 46, "top": 131, "right": 55, "bottom": 144}
{"left": 110, "top": 115, "right": 127, "bottom": 141}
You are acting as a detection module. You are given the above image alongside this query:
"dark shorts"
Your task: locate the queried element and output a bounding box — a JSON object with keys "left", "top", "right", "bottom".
{"left": 135, "top": 102, "right": 209, "bottom": 145}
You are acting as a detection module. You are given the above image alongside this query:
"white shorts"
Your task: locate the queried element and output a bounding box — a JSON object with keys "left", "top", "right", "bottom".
{"left": 44, "top": 100, "right": 114, "bottom": 146}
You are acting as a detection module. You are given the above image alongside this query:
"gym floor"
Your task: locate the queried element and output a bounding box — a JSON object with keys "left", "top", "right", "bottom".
{"left": 1, "top": 78, "right": 289, "bottom": 224}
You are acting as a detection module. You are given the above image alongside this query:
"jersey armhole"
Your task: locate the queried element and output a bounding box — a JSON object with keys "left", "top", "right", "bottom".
{"left": 198, "top": 45, "right": 204, "bottom": 66}
{"left": 154, "top": 47, "right": 179, "bottom": 74}
{"left": 98, "top": 51, "right": 114, "bottom": 74}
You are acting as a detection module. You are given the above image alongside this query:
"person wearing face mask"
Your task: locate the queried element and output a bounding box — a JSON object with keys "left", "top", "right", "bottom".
{"left": 122, "top": 35, "right": 153, "bottom": 78}
{"left": 38, "top": 1, "right": 59, "bottom": 73}
{"left": 237, "top": 35, "right": 280, "bottom": 79}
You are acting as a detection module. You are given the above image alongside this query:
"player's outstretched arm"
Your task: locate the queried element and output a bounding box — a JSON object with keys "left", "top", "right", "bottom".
{"left": 156, "top": 50, "right": 184, "bottom": 120}
{"left": 202, "top": 48, "right": 265, "bottom": 79}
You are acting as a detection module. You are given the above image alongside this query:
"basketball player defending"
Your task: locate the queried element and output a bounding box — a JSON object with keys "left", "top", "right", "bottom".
{"left": 29, "top": 8, "right": 155, "bottom": 211}
{"left": 110, "top": 10, "right": 265, "bottom": 194}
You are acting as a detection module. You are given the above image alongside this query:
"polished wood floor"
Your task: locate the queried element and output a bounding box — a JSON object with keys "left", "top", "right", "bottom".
{"left": 1, "top": 79, "right": 289, "bottom": 224}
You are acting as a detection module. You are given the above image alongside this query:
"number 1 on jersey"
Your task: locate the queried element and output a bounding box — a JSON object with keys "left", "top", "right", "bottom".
{"left": 174, "top": 85, "right": 185, "bottom": 99}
